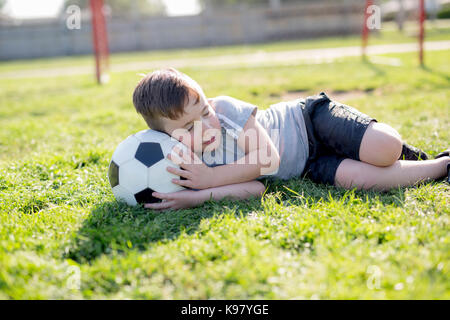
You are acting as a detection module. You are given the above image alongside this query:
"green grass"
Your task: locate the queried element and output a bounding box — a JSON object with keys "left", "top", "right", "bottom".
{"left": 0, "top": 37, "right": 449, "bottom": 299}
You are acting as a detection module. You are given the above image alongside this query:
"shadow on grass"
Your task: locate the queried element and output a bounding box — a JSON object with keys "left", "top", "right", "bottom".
{"left": 65, "top": 198, "right": 260, "bottom": 264}
{"left": 66, "top": 177, "right": 411, "bottom": 264}
{"left": 361, "top": 57, "right": 386, "bottom": 77}
{"left": 420, "top": 64, "right": 450, "bottom": 82}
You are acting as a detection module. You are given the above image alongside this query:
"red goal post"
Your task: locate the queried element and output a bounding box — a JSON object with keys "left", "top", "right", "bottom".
{"left": 90, "top": 0, "right": 110, "bottom": 84}
{"left": 361, "top": 0, "right": 426, "bottom": 66}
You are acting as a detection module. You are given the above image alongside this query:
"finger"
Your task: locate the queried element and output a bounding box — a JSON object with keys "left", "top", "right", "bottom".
{"left": 167, "top": 152, "right": 184, "bottom": 166}
{"left": 155, "top": 201, "right": 177, "bottom": 212}
{"left": 171, "top": 146, "right": 184, "bottom": 158}
{"left": 169, "top": 152, "right": 194, "bottom": 168}
{"left": 171, "top": 178, "right": 193, "bottom": 188}
{"left": 144, "top": 201, "right": 174, "bottom": 210}
{"left": 168, "top": 147, "right": 191, "bottom": 164}
{"left": 151, "top": 192, "right": 173, "bottom": 201}
{"left": 178, "top": 161, "right": 192, "bottom": 171}
{"left": 181, "top": 146, "right": 195, "bottom": 161}
{"left": 172, "top": 146, "right": 195, "bottom": 164}
{"left": 167, "top": 166, "right": 191, "bottom": 179}
{"left": 184, "top": 148, "right": 203, "bottom": 165}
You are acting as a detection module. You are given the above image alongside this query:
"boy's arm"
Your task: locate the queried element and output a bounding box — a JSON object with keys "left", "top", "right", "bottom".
{"left": 169, "top": 114, "right": 280, "bottom": 189}
{"left": 144, "top": 180, "right": 266, "bottom": 211}
{"left": 210, "top": 114, "right": 280, "bottom": 187}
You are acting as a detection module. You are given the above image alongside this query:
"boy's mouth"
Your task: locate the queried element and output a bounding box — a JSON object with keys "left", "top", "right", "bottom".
{"left": 203, "top": 136, "right": 215, "bottom": 146}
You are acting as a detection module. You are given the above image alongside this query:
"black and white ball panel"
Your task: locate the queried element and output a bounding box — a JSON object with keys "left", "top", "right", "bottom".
{"left": 110, "top": 184, "right": 140, "bottom": 206}
{"left": 135, "top": 142, "right": 164, "bottom": 168}
{"left": 108, "top": 130, "right": 186, "bottom": 206}
{"left": 147, "top": 157, "right": 185, "bottom": 193}
{"left": 111, "top": 135, "right": 141, "bottom": 166}
{"left": 118, "top": 159, "right": 148, "bottom": 193}
{"left": 108, "top": 160, "right": 119, "bottom": 188}
{"left": 134, "top": 188, "right": 160, "bottom": 204}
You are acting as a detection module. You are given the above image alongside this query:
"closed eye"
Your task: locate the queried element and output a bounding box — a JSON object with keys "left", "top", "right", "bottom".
{"left": 202, "top": 104, "right": 211, "bottom": 117}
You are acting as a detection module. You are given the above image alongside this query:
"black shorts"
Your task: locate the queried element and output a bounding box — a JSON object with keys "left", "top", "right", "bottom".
{"left": 300, "top": 92, "right": 377, "bottom": 186}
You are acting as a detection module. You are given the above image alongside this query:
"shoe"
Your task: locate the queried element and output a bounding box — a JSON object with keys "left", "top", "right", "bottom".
{"left": 435, "top": 148, "right": 450, "bottom": 159}
{"left": 446, "top": 162, "right": 450, "bottom": 184}
{"left": 399, "top": 142, "right": 429, "bottom": 161}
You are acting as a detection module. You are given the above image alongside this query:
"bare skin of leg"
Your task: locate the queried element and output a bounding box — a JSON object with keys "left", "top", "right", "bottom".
{"left": 335, "top": 156, "right": 449, "bottom": 191}
{"left": 335, "top": 120, "right": 449, "bottom": 191}
{"left": 359, "top": 121, "right": 403, "bottom": 167}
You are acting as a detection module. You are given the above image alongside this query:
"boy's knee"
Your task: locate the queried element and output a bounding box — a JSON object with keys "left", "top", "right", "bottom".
{"left": 379, "top": 131, "right": 402, "bottom": 166}
{"left": 363, "top": 122, "right": 402, "bottom": 166}
{"left": 384, "top": 133, "right": 402, "bottom": 166}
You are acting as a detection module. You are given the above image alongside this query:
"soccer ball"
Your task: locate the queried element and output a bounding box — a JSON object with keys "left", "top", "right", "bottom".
{"left": 108, "top": 129, "right": 185, "bottom": 206}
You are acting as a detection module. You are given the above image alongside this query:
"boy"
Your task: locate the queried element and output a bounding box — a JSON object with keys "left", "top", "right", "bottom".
{"left": 132, "top": 68, "right": 449, "bottom": 211}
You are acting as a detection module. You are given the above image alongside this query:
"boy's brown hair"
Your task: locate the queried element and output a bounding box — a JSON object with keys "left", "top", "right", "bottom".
{"left": 132, "top": 67, "right": 201, "bottom": 131}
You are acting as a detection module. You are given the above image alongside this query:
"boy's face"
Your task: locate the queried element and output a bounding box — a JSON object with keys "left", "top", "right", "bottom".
{"left": 160, "top": 91, "right": 222, "bottom": 154}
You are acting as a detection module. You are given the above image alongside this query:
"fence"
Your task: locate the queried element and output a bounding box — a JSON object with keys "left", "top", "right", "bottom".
{"left": 0, "top": 1, "right": 365, "bottom": 60}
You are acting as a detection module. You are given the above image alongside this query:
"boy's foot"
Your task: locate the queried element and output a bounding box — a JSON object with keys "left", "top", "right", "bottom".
{"left": 398, "top": 142, "right": 429, "bottom": 161}
{"left": 434, "top": 148, "right": 450, "bottom": 159}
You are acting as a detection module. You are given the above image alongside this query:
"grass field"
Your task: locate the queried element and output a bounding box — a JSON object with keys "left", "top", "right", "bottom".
{"left": 0, "top": 27, "right": 449, "bottom": 299}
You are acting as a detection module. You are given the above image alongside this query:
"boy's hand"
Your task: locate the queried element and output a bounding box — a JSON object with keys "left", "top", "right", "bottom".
{"left": 144, "top": 190, "right": 205, "bottom": 211}
{"left": 166, "top": 146, "right": 214, "bottom": 190}
{"left": 144, "top": 180, "right": 266, "bottom": 211}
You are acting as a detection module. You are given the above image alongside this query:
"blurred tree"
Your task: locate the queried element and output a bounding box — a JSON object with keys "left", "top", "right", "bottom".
{"left": 63, "top": 0, "right": 167, "bottom": 17}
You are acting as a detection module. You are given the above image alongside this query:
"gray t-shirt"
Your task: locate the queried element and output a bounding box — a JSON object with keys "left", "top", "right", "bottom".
{"left": 201, "top": 95, "right": 309, "bottom": 180}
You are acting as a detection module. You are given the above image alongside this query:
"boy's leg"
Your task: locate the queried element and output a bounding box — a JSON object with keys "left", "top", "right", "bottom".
{"left": 358, "top": 121, "right": 403, "bottom": 167}
{"left": 304, "top": 93, "right": 430, "bottom": 170}
{"left": 335, "top": 156, "right": 449, "bottom": 191}
{"left": 306, "top": 95, "right": 403, "bottom": 167}
{"left": 359, "top": 121, "right": 430, "bottom": 166}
